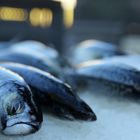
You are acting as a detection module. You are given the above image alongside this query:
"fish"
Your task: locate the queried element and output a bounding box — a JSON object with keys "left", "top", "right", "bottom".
{"left": 0, "top": 62, "right": 97, "bottom": 121}
{"left": 9, "top": 40, "right": 59, "bottom": 62}
{"left": 0, "top": 67, "right": 42, "bottom": 135}
{"left": 9, "top": 40, "right": 70, "bottom": 70}
{"left": 0, "top": 50, "right": 61, "bottom": 77}
{"left": 70, "top": 61, "right": 140, "bottom": 98}
{"left": 70, "top": 39, "right": 125, "bottom": 66}
{"left": 9, "top": 40, "right": 72, "bottom": 70}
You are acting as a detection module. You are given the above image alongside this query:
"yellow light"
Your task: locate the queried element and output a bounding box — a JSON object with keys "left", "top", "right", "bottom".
{"left": 29, "top": 8, "right": 40, "bottom": 26}
{"left": 0, "top": 7, "right": 27, "bottom": 21}
{"left": 53, "top": 0, "right": 77, "bottom": 9}
{"left": 53, "top": 0, "right": 77, "bottom": 28}
{"left": 29, "top": 8, "right": 53, "bottom": 27}
{"left": 63, "top": 8, "right": 74, "bottom": 28}
{"left": 40, "top": 9, "right": 53, "bottom": 27}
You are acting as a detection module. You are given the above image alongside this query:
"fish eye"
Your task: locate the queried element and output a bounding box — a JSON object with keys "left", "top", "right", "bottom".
{"left": 7, "top": 102, "right": 25, "bottom": 116}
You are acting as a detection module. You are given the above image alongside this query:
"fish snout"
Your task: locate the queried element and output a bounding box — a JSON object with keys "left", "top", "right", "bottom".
{"left": 2, "top": 121, "right": 41, "bottom": 135}
{"left": 76, "top": 101, "right": 97, "bottom": 121}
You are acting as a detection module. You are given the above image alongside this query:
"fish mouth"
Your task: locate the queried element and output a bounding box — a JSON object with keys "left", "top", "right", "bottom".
{"left": 3, "top": 122, "right": 41, "bottom": 136}
{"left": 74, "top": 110, "right": 97, "bottom": 121}
{"left": 63, "top": 100, "right": 97, "bottom": 121}
{"left": 71, "top": 101, "right": 97, "bottom": 121}
{"left": 49, "top": 100, "right": 97, "bottom": 121}
{"left": 60, "top": 109, "right": 97, "bottom": 121}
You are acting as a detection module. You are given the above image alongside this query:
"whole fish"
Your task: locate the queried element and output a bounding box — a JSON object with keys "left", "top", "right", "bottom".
{"left": 70, "top": 39, "right": 124, "bottom": 66}
{"left": 9, "top": 40, "right": 59, "bottom": 61}
{"left": 9, "top": 41, "right": 69, "bottom": 69}
{"left": 0, "top": 67, "right": 42, "bottom": 135}
{"left": 65, "top": 62, "right": 140, "bottom": 98}
{"left": 0, "top": 51, "right": 61, "bottom": 77}
{"left": 0, "top": 63, "right": 97, "bottom": 121}
{"left": 0, "top": 40, "right": 71, "bottom": 70}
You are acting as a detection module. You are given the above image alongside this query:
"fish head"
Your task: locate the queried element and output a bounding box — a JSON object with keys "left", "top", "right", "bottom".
{"left": 48, "top": 83, "right": 97, "bottom": 121}
{"left": 0, "top": 86, "right": 42, "bottom": 135}
{"left": 50, "top": 99, "right": 97, "bottom": 121}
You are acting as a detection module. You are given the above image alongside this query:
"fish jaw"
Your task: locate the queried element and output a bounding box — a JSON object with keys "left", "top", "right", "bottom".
{"left": 3, "top": 122, "right": 40, "bottom": 135}
{"left": 46, "top": 97, "right": 97, "bottom": 121}
{"left": 75, "top": 101, "right": 97, "bottom": 121}
{"left": 61, "top": 107, "right": 97, "bottom": 121}
{"left": 66, "top": 100, "right": 97, "bottom": 121}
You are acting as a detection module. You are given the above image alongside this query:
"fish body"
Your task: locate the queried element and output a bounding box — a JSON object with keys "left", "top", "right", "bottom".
{"left": 0, "top": 51, "right": 60, "bottom": 77}
{"left": 0, "top": 67, "right": 42, "bottom": 135}
{"left": 9, "top": 40, "right": 70, "bottom": 70}
{"left": 0, "top": 63, "right": 97, "bottom": 121}
{"left": 70, "top": 40, "right": 124, "bottom": 65}
{"left": 10, "top": 40, "right": 59, "bottom": 62}
{"left": 73, "top": 62, "right": 140, "bottom": 97}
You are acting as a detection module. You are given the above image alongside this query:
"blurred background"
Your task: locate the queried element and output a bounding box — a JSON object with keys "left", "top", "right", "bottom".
{"left": 0, "top": 0, "right": 140, "bottom": 53}
{"left": 66, "top": 0, "right": 140, "bottom": 54}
